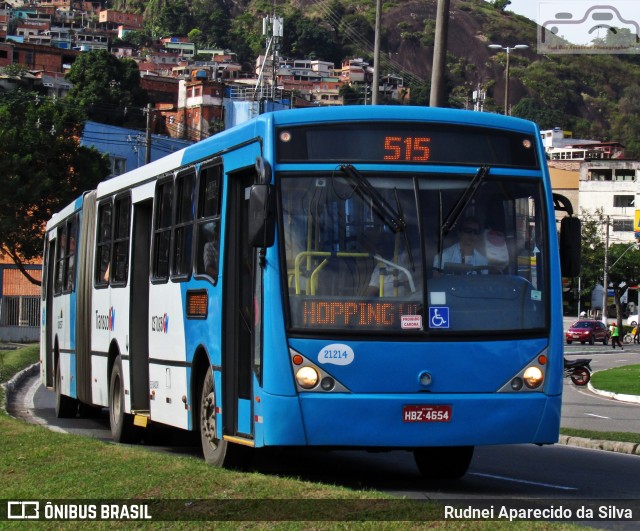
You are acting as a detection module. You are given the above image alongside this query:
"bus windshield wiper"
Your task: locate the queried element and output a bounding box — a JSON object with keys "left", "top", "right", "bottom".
{"left": 441, "top": 165, "right": 490, "bottom": 235}
{"left": 339, "top": 164, "right": 406, "bottom": 234}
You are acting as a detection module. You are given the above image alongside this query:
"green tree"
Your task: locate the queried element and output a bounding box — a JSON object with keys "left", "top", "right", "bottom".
{"left": 606, "top": 242, "right": 640, "bottom": 328}
{"left": 491, "top": 0, "right": 512, "bottom": 11}
{"left": 157, "top": 0, "right": 194, "bottom": 36}
{"left": 611, "top": 84, "right": 640, "bottom": 158}
{"left": 282, "top": 10, "right": 341, "bottom": 63}
{"left": 65, "top": 50, "right": 147, "bottom": 127}
{"left": 0, "top": 90, "right": 109, "bottom": 283}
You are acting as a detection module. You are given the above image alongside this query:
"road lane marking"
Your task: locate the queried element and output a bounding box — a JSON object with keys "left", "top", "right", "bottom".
{"left": 585, "top": 413, "right": 610, "bottom": 419}
{"left": 470, "top": 473, "right": 577, "bottom": 491}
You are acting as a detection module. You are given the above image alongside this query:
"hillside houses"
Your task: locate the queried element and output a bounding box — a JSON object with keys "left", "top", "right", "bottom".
{"left": 1, "top": 1, "right": 411, "bottom": 140}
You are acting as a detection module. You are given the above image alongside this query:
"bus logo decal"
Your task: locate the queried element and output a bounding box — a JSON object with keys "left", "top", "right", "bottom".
{"left": 318, "top": 344, "right": 354, "bottom": 366}
{"left": 95, "top": 307, "right": 115, "bottom": 331}
{"left": 152, "top": 313, "right": 169, "bottom": 334}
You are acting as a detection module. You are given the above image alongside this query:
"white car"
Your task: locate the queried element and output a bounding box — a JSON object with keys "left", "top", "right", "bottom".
{"left": 626, "top": 314, "right": 638, "bottom": 327}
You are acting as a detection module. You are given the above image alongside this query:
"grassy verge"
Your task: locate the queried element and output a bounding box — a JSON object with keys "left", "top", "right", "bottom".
{"left": 0, "top": 343, "right": 40, "bottom": 407}
{"left": 590, "top": 364, "right": 640, "bottom": 395}
{"left": 560, "top": 428, "right": 640, "bottom": 444}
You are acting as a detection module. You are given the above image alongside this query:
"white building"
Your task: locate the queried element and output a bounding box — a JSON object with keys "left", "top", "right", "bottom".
{"left": 578, "top": 160, "right": 640, "bottom": 243}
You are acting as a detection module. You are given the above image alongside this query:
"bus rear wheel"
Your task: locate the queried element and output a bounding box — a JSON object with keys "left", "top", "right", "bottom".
{"left": 109, "top": 356, "right": 138, "bottom": 443}
{"left": 55, "top": 357, "right": 78, "bottom": 418}
{"left": 413, "top": 446, "right": 474, "bottom": 480}
{"left": 199, "top": 366, "right": 250, "bottom": 469}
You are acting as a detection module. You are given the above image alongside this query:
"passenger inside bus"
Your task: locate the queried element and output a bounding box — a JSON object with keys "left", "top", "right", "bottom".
{"left": 366, "top": 230, "right": 417, "bottom": 297}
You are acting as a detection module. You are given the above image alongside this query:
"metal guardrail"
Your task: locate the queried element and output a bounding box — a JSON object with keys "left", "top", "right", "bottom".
{"left": 0, "top": 296, "right": 40, "bottom": 342}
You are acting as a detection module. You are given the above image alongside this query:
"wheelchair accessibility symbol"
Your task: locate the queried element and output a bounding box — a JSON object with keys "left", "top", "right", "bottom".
{"left": 429, "top": 307, "right": 449, "bottom": 329}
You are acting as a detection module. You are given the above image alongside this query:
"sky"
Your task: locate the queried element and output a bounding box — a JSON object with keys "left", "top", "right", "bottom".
{"left": 503, "top": 0, "right": 537, "bottom": 22}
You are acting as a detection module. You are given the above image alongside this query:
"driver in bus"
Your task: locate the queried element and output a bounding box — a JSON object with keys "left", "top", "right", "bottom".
{"left": 433, "top": 216, "right": 489, "bottom": 275}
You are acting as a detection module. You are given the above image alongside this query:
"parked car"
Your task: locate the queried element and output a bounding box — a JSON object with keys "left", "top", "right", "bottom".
{"left": 626, "top": 314, "right": 638, "bottom": 327}
{"left": 565, "top": 319, "right": 609, "bottom": 345}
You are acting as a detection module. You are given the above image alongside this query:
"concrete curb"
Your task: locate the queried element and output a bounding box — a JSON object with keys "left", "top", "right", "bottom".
{"left": 0, "top": 362, "right": 40, "bottom": 414}
{"left": 588, "top": 383, "right": 640, "bottom": 404}
{"left": 558, "top": 435, "right": 640, "bottom": 456}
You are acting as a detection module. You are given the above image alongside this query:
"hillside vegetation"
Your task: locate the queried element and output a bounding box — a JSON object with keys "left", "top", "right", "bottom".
{"left": 112, "top": 0, "right": 640, "bottom": 155}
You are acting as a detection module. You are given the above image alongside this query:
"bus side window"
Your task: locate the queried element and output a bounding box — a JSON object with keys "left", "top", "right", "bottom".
{"left": 153, "top": 179, "right": 173, "bottom": 282}
{"left": 172, "top": 170, "right": 195, "bottom": 279}
{"left": 54, "top": 225, "right": 67, "bottom": 295}
{"left": 65, "top": 216, "right": 78, "bottom": 292}
{"left": 195, "top": 164, "right": 222, "bottom": 283}
{"left": 112, "top": 194, "right": 131, "bottom": 285}
{"left": 95, "top": 201, "right": 112, "bottom": 287}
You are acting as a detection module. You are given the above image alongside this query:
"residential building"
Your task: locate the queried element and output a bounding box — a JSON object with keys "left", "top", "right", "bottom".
{"left": 579, "top": 159, "right": 640, "bottom": 243}
{"left": 0, "top": 253, "right": 41, "bottom": 342}
{"left": 0, "top": 41, "right": 79, "bottom": 73}
{"left": 175, "top": 78, "right": 225, "bottom": 141}
{"left": 81, "top": 120, "right": 193, "bottom": 176}
{"left": 98, "top": 9, "right": 143, "bottom": 31}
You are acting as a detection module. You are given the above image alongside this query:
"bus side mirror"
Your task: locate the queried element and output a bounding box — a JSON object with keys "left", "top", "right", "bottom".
{"left": 560, "top": 216, "right": 581, "bottom": 278}
{"left": 248, "top": 184, "right": 275, "bottom": 248}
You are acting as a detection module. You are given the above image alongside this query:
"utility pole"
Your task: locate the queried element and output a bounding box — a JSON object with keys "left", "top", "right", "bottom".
{"left": 145, "top": 103, "right": 152, "bottom": 164}
{"left": 372, "top": 0, "right": 382, "bottom": 104}
{"left": 602, "top": 216, "right": 609, "bottom": 323}
{"left": 430, "top": 0, "right": 450, "bottom": 107}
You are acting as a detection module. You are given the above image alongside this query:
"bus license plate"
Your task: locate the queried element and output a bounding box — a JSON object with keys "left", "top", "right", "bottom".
{"left": 403, "top": 405, "right": 452, "bottom": 423}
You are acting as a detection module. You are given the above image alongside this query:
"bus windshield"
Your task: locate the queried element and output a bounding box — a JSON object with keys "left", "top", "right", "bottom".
{"left": 281, "top": 170, "right": 547, "bottom": 335}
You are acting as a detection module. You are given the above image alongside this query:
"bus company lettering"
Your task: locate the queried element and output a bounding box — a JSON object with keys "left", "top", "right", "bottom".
{"left": 302, "top": 300, "right": 420, "bottom": 328}
{"left": 95, "top": 307, "right": 115, "bottom": 331}
{"left": 151, "top": 313, "right": 169, "bottom": 333}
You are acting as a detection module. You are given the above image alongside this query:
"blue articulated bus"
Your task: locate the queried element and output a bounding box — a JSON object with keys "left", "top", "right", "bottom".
{"left": 41, "top": 106, "right": 580, "bottom": 479}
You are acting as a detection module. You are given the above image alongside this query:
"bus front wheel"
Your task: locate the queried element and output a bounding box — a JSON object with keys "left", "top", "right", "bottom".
{"left": 199, "top": 366, "right": 250, "bottom": 469}
{"left": 413, "top": 446, "right": 474, "bottom": 480}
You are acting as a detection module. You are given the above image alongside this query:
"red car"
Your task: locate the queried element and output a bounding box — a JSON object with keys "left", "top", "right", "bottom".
{"left": 566, "top": 320, "right": 609, "bottom": 345}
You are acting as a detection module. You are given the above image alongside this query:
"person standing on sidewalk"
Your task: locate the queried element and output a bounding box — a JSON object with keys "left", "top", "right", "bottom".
{"left": 611, "top": 323, "right": 624, "bottom": 350}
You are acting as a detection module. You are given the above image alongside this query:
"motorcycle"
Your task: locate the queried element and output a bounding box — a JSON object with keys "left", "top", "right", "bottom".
{"left": 564, "top": 358, "right": 592, "bottom": 386}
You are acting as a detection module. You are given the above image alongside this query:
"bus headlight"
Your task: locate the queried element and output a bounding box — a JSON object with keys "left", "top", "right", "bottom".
{"left": 523, "top": 366, "right": 544, "bottom": 389}
{"left": 296, "top": 367, "right": 319, "bottom": 389}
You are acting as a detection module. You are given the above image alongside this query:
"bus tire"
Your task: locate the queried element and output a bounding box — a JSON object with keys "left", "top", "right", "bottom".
{"left": 55, "top": 357, "right": 78, "bottom": 418}
{"left": 109, "top": 356, "right": 137, "bottom": 443}
{"left": 199, "top": 366, "right": 251, "bottom": 469}
{"left": 413, "top": 446, "right": 474, "bottom": 480}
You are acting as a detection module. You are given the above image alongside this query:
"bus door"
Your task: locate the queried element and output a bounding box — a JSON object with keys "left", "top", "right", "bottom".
{"left": 129, "top": 199, "right": 152, "bottom": 412}
{"left": 222, "top": 169, "right": 258, "bottom": 441}
{"left": 44, "top": 235, "right": 56, "bottom": 388}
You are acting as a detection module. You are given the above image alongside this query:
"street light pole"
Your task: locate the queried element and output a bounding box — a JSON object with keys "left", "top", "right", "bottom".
{"left": 372, "top": 0, "right": 382, "bottom": 104}
{"left": 488, "top": 44, "right": 528, "bottom": 115}
{"left": 602, "top": 216, "right": 609, "bottom": 323}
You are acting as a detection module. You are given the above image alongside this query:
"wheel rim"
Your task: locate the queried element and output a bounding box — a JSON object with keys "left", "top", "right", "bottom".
{"left": 201, "top": 387, "right": 218, "bottom": 452}
{"left": 111, "top": 373, "right": 122, "bottom": 425}
{"left": 572, "top": 368, "right": 589, "bottom": 385}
